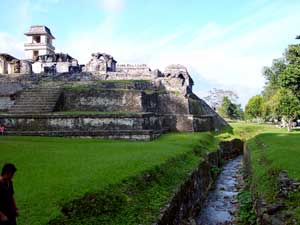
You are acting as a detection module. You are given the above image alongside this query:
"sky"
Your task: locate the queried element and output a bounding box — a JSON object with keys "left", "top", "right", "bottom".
{"left": 1, "top": 0, "right": 300, "bottom": 106}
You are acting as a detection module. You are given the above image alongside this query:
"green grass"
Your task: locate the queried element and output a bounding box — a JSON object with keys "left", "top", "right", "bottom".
{"left": 49, "top": 153, "right": 201, "bottom": 225}
{"left": 0, "top": 132, "right": 218, "bottom": 225}
{"left": 230, "top": 122, "right": 300, "bottom": 222}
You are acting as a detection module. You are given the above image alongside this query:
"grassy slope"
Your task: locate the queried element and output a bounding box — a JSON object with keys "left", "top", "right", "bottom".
{"left": 230, "top": 122, "right": 300, "bottom": 222}
{"left": 0, "top": 132, "right": 217, "bottom": 225}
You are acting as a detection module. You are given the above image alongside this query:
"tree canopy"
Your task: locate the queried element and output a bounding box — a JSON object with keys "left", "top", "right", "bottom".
{"left": 246, "top": 43, "right": 300, "bottom": 131}
{"left": 217, "top": 96, "right": 244, "bottom": 120}
{"left": 245, "top": 95, "right": 265, "bottom": 120}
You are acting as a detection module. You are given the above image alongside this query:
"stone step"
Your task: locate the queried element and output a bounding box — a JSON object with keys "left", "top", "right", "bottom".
{"left": 14, "top": 104, "right": 58, "bottom": 107}
{"left": 18, "top": 99, "right": 60, "bottom": 102}
{"left": 14, "top": 102, "right": 55, "bottom": 108}
{"left": 13, "top": 102, "right": 58, "bottom": 105}
{"left": 9, "top": 110, "right": 53, "bottom": 112}
{"left": 19, "top": 96, "right": 60, "bottom": 100}
{"left": 8, "top": 111, "right": 54, "bottom": 114}
{"left": 24, "top": 88, "right": 61, "bottom": 92}
{"left": 21, "top": 91, "right": 61, "bottom": 94}
{"left": 19, "top": 94, "right": 61, "bottom": 98}
{"left": 9, "top": 108, "right": 54, "bottom": 111}
{"left": 10, "top": 104, "right": 55, "bottom": 107}
{"left": 9, "top": 86, "right": 62, "bottom": 114}
{"left": 16, "top": 98, "right": 59, "bottom": 101}
{"left": 10, "top": 108, "right": 54, "bottom": 112}
{"left": 8, "top": 107, "right": 54, "bottom": 111}
{"left": 4, "top": 130, "right": 162, "bottom": 140}
{"left": 21, "top": 93, "right": 61, "bottom": 96}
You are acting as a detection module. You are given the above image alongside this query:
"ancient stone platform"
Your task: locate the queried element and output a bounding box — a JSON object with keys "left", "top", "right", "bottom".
{"left": 0, "top": 65, "right": 228, "bottom": 140}
{"left": 0, "top": 113, "right": 162, "bottom": 141}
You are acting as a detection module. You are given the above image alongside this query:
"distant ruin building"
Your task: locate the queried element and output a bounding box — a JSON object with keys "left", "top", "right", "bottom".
{"left": 116, "top": 64, "right": 151, "bottom": 74}
{"left": 85, "top": 53, "right": 117, "bottom": 72}
{"left": 24, "top": 25, "right": 55, "bottom": 60}
{"left": 32, "top": 53, "right": 80, "bottom": 74}
{"left": 161, "top": 64, "right": 194, "bottom": 95}
{"left": 0, "top": 54, "right": 32, "bottom": 76}
{"left": 0, "top": 25, "right": 228, "bottom": 140}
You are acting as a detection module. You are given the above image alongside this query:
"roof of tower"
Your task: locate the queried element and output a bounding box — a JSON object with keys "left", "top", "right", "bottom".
{"left": 24, "top": 25, "right": 55, "bottom": 39}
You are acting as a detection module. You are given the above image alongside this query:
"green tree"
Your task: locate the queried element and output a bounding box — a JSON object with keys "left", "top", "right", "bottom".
{"left": 270, "top": 89, "right": 300, "bottom": 132}
{"left": 278, "top": 64, "right": 300, "bottom": 95}
{"left": 259, "top": 44, "right": 300, "bottom": 124}
{"left": 217, "top": 96, "right": 244, "bottom": 120}
{"left": 245, "top": 95, "right": 265, "bottom": 121}
{"left": 276, "top": 44, "right": 300, "bottom": 95}
{"left": 262, "top": 58, "right": 286, "bottom": 100}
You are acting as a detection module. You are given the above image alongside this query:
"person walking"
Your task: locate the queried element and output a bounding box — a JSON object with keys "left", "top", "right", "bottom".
{"left": 0, "top": 126, "right": 4, "bottom": 136}
{"left": 0, "top": 164, "right": 18, "bottom": 225}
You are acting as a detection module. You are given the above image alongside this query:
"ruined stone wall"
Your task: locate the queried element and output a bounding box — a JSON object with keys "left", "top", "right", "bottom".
{"left": 91, "top": 71, "right": 154, "bottom": 80}
{"left": 0, "top": 113, "right": 161, "bottom": 132}
{"left": 0, "top": 81, "right": 25, "bottom": 111}
{"left": 116, "top": 64, "right": 151, "bottom": 74}
{"left": 157, "top": 93, "right": 190, "bottom": 114}
{"left": 64, "top": 80, "right": 154, "bottom": 90}
{"left": 62, "top": 89, "right": 144, "bottom": 112}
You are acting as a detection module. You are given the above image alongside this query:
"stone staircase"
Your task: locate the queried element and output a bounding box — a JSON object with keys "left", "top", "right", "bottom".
{"left": 9, "top": 87, "right": 62, "bottom": 114}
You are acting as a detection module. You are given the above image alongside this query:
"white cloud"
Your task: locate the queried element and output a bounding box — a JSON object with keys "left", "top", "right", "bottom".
{"left": 61, "top": 5, "right": 299, "bottom": 107}
{"left": 0, "top": 33, "right": 24, "bottom": 58}
{"left": 99, "top": 0, "right": 124, "bottom": 13}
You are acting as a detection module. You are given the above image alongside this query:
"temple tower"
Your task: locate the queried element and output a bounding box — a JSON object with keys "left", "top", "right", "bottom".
{"left": 24, "top": 25, "right": 55, "bottom": 60}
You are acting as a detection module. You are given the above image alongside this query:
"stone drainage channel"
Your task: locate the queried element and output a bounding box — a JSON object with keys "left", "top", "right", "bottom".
{"left": 197, "top": 155, "right": 244, "bottom": 225}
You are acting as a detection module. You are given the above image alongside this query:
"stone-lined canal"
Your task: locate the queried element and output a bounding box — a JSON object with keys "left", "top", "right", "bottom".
{"left": 196, "top": 155, "right": 243, "bottom": 225}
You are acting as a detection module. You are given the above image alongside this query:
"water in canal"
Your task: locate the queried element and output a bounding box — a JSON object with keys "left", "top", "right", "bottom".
{"left": 197, "top": 155, "right": 243, "bottom": 225}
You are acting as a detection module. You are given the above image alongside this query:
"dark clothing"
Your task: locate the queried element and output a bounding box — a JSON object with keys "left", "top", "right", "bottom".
{"left": 0, "top": 220, "right": 16, "bottom": 225}
{"left": 0, "top": 179, "right": 16, "bottom": 225}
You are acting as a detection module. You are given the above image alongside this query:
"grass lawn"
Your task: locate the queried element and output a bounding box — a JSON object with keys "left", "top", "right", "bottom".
{"left": 230, "top": 122, "right": 300, "bottom": 223}
{"left": 0, "top": 132, "right": 218, "bottom": 225}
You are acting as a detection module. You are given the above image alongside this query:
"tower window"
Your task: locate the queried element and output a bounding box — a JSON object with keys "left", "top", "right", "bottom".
{"left": 33, "top": 36, "right": 41, "bottom": 43}
{"left": 33, "top": 50, "right": 39, "bottom": 60}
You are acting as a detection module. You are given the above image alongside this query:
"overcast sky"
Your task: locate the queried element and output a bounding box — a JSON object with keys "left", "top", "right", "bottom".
{"left": 1, "top": 0, "right": 300, "bottom": 106}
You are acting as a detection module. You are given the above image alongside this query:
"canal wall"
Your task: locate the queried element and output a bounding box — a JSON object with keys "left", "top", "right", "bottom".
{"left": 154, "top": 138, "right": 244, "bottom": 225}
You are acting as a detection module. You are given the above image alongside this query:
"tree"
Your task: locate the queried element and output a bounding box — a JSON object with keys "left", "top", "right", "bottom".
{"left": 254, "top": 44, "right": 300, "bottom": 125}
{"left": 278, "top": 64, "right": 300, "bottom": 95}
{"left": 204, "top": 88, "right": 238, "bottom": 110}
{"left": 245, "top": 95, "right": 265, "bottom": 121}
{"left": 262, "top": 58, "right": 286, "bottom": 100}
{"left": 276, "top": 44, "right": 300, "bottom": 95}
{"left": 270, "top": 89, "right": 300, "bottom": 132}
{"left": 217, "top": 96, "right": 244, "bottom": 120}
